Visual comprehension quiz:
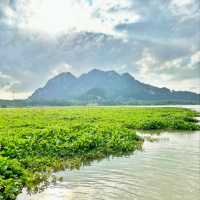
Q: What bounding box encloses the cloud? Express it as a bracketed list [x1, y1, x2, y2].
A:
[169, 0, 199, 19]
[50, 63, 73, 77]
[0, 0, 199, 99]
[0, 70, 28, 100]
[115, 0, 200, 50]
[1, 0, 140, 37]
[135, 49, 200, 93]
[191, 51, 200, 66]
[0, 90, 31, 100]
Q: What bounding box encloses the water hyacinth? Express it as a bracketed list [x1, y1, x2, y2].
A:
[0, 107, 199, 199]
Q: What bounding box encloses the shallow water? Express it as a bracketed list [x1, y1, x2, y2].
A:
[17, 105, 200, 200]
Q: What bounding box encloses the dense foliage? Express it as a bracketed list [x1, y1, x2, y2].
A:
[0, 107, 199, 199]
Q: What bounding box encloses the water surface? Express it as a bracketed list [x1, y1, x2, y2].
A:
[17, 105, 200, 200]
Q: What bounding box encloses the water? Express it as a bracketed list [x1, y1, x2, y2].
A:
[17, 105, 200, 200]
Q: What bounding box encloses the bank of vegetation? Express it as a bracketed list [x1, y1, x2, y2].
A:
[0, 107, 199, 199]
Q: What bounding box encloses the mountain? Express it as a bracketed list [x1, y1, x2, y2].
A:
[29, 69, 200, 104]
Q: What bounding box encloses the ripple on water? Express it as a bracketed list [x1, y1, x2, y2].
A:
[17, 130, 200, 200]
[17, 105, 200, 200]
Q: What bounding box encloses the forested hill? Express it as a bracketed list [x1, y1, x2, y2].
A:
[29, 69, 200, 105]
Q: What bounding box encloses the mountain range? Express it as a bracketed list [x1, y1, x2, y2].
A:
[29, 69, 200, 105]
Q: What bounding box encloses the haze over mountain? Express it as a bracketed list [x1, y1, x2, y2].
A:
[29, 69, 200, 104]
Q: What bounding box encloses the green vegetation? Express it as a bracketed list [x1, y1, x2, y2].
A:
[0, 107, 199, 199]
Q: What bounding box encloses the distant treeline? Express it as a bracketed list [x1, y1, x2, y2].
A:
[0, 99, 199, 108]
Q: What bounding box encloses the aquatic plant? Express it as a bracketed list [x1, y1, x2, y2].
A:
[0, 107, 199, 199]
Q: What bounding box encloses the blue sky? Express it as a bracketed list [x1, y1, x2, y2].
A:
[0, 0, 199, 99]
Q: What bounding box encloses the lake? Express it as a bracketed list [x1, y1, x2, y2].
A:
[17, 105, 200, 200]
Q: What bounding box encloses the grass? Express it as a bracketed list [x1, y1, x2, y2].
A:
[0, 107, 199, 199]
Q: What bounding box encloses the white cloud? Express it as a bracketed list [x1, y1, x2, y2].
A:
[171, 0, 193, 6]
[0, 71, 28, 99]
[0, 72, 17, 90]
[135, 49, 172, 87]
[161, 57, 183, 70]
[191, 51, 200, 66]
[0, 71, 12, 79]
[90, 0, 140, 25]
[0, 90, 31, 100]
[162, 51, 200, 70]
[50, 63, 72, 77]
[135, 49, 200, 93]
[3, 0, 140, 37]
[135, 48, 157, 77]
[165, 79, 200, 93]
[0, 0, 199, 99]
[169, 0, 199, 21]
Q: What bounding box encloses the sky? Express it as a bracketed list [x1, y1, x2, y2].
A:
[0, 0, 199, 99]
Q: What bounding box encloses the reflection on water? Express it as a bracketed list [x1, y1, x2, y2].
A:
[17, 105, 200, 200]
[18, 131, 200, 200]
